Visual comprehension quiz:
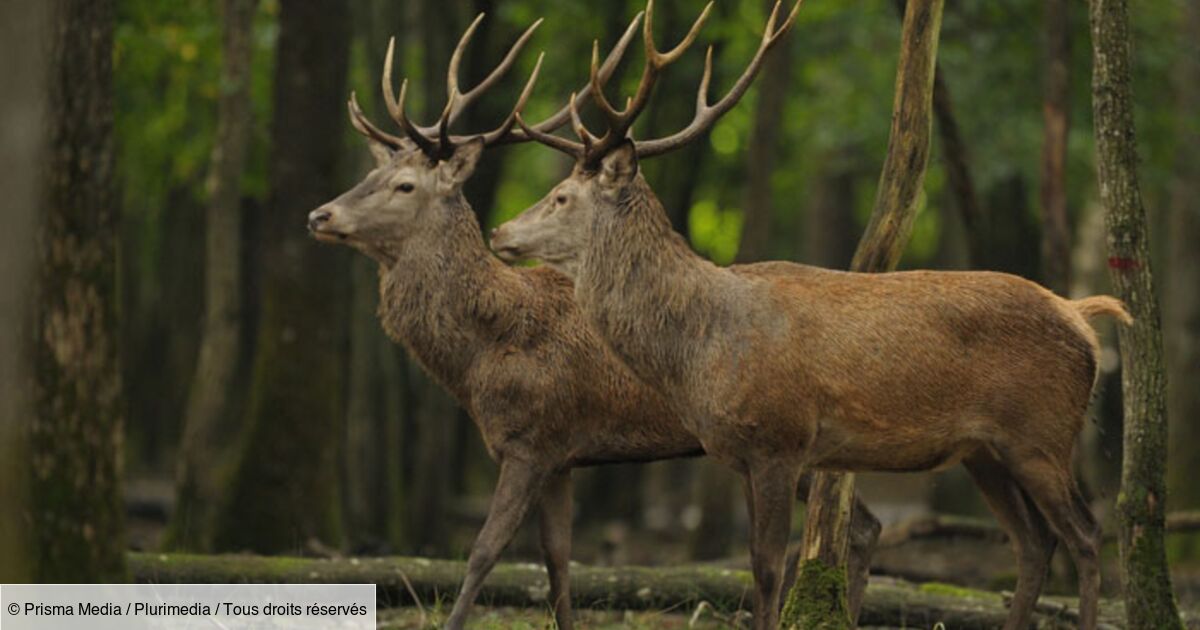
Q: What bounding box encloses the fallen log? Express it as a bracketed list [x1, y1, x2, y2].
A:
[129, 553, 1144, 628]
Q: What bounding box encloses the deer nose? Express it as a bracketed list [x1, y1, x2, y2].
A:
[308, 208, 332, 231]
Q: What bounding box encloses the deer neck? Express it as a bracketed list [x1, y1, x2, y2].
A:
[377, 200, 519, 391]
[576, 176, 730, 394]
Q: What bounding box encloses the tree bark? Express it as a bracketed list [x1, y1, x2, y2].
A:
[784, 1, 943, 627]
[1087, 0, 1183, 627]
[168, 0, 259, 553]
[212, 0, 352, 555]
[127, 553, 1140, 628]
[29, 0, 127, 582]
[931, 71, 984, 269]
[1040, 0, 1072, 296]
[0, 0, 49, 584]
[1166, 0, 1200, 515]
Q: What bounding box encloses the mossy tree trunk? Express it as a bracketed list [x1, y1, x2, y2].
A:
[0, 0, 50, 584]
[1166, 0, 1200, 517]
[168, 0, 259, 553]
[783, 0, 943, 627]
[1087, 0, 1184, 627]
[29, 0, 127, 582]
[213, 0, 352, 554]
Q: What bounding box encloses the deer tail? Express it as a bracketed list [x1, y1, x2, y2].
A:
[1071, 295, 1133, 326]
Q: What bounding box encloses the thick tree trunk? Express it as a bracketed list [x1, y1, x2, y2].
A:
[1166, 0, 1200, 515]
[212, 0, 352, 555]
[0, 0, 49, 584]
[128, 553, 1142, 628]
[168, 0, 259, 553]
[784, 0, 943, 627]
[29, 0, 127, 582]
[1040, 0, 1072, 296]
[803, 153, 859, 270]
[1087, 0, 1183, 627]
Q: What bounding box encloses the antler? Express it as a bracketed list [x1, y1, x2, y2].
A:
[518, 0, 802, 166]
[348, 12, 644, 161]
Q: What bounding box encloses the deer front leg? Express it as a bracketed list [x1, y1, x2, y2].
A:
[444, 459, 546, 630]
[746, 461, 801, 630]
[538, 470, 573, 630]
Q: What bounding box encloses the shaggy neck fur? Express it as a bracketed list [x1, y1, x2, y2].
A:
[377, 194, 522, 396]
[576, 174, 734, 395]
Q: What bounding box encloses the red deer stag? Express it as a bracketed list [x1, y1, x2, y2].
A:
[492, 1, 1129, 628]
[307, 13, 880, 630]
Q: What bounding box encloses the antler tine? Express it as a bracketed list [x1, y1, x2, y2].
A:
[515, 112, 587, 158]
[391, 78, 440, 156]
[645, 0, 714, 67]
[635, 0, 802, 158]
[445, 13, 486, 103]
[479, 52, 544, 145]
[348, 90, 409, 149]
[442, 15, 544, 128]
[513, 11, 643, 139]
[568, 92, 599, 153]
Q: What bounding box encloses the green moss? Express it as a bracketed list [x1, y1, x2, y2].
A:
[780, 559, 851, 630]
[918, 582, 992, 599]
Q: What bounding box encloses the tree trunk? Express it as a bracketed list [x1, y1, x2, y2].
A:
[168, 0, 259, 553]
[29, 0, 127, 582]
[931, 71, 984, 269]
[803, 153, 859, 270]
[1087, 0, 1183, 627]
[1040, 0, 1072, 295]
[783, 0, 943, 627]
[213, 0, 352, 555]
[735, 0, 794, 265]
[0, 0, 49, 584]
[1166, 0, 1200, 516]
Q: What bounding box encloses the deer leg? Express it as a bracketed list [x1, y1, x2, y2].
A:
[746, 462, 800, 630]
[444, 459, 546, 630]
[1008, 454, 1101, 630]
[537, 469, 573, 630]
[964, 452, 1057, 630]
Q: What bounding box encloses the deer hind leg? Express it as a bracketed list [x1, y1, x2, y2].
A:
[537, 470, 574, 630]
[964, 451, 1057, 630]
[443, 459, 547, 630]
[745, 461, 801, 630]
[1006, 449, 1102, 630]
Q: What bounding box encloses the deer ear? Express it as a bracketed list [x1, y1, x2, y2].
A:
[366, 138, 393, 167]
[598, 139, 638, 187]
[439, 137, 485, 188]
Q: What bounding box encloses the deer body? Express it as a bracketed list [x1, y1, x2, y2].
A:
[579, 199, 1102, 475]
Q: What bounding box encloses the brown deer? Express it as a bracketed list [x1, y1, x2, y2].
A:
[491, 1, 1130, 628]
[307, 14, 881, 630]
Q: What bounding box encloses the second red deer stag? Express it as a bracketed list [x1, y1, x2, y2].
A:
[491, 1, 1129, 628]
[307, 13, 880, 630]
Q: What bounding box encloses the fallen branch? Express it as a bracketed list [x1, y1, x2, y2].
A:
[129, 553, 1139, 628]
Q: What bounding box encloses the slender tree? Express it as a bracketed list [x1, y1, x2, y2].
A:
[1041, 0, 1072, 295]
[168, 0, 260, 552]
[783, 0, 943, 626]
[0, 0, 50, 583]
[29, 0, 127, 581]
[213, 0, 352, 554]
[1087, 0, 1183, 627]
[1166, 0, 1200, 515]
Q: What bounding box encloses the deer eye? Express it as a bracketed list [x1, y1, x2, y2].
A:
[555, 194, 568, 205]
[396, 182, 415, 193]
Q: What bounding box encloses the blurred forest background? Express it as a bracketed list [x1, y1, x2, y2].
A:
[5, 0, 1200, 608]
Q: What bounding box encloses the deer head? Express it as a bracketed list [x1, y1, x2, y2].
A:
[490, 0, 800, 277]
[309, 13, 642, 265]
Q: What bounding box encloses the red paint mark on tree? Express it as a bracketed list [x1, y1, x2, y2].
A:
[1108, 256, 1140, 270]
